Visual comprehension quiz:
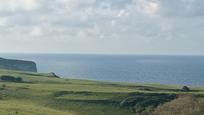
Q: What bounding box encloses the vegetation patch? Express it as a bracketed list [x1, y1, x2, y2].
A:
[0, 69, 204, 115]
[0, 75, 23, 83]
[153, 95, 204, 115]
[120, 93, 177, 114]
[54, 91, 126, 102]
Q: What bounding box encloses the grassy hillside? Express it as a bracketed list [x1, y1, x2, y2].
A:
[0, 69, 204, 115]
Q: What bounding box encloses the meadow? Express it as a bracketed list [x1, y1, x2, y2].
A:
[0, 69, 204, 115]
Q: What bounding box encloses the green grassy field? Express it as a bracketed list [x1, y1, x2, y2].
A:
[0, 69, 204, 115]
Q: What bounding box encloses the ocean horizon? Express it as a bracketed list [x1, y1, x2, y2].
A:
[1, 53, 204, 86]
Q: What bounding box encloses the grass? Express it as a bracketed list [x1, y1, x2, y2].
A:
[0, 69, 204, 115]
[153, 95, 204, 115]
[0, 100, 73, 115]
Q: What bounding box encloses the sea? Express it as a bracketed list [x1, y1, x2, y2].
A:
[0, 53, 204, 86]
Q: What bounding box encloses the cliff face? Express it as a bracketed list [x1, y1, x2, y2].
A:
[0, 58, 37, 72]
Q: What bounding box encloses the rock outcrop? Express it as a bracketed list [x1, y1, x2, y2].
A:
[0, 58, 37, 72]
[47, 72, 60, 78]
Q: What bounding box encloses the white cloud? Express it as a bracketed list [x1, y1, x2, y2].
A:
[0, 17, 7, 26]
[117, 10, 129, 17]
[0, 0, 204, 54]
[19, 0, 39, 11]
[54, 0, 79, 13]
[29, 26, 43, 37]
[133, 0, 159, 15]
[0, 0, 39, 12]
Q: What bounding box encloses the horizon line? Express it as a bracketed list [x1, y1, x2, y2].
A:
[0, 52, 204, 56]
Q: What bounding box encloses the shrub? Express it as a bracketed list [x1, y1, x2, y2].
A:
[16, 77, 23, 82]
[2, 84, 6, 87]
[120, 93, 176, 114]
[182, 86, 190, 92]
[0, 75, 23, 82]
[152, 95, 204, 115]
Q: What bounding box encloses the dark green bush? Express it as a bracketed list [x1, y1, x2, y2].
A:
[182, 86, 190, 92]
[16, 77, 23, 82]
[120, 93, 177, 114]
[2, 84, 6, 87]
[0, 75, 23, 82]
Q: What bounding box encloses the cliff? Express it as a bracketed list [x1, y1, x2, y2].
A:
[0, 58, 37, 72]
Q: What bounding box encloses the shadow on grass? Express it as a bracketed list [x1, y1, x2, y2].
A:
[53, 90, 178, 114]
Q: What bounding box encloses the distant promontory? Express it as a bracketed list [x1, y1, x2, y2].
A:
[0, 57, 37, 72]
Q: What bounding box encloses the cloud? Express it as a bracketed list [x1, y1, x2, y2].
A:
[0, 0, 40, 12]
[133, 0, 159, 15]
[0, 16, 8, 26]
[156, 0, 204, 17]
[29, 26, 43, 37]
[0, 0, 204, 54]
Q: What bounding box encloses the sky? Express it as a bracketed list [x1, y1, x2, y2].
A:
[0, 0, 204, 55]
